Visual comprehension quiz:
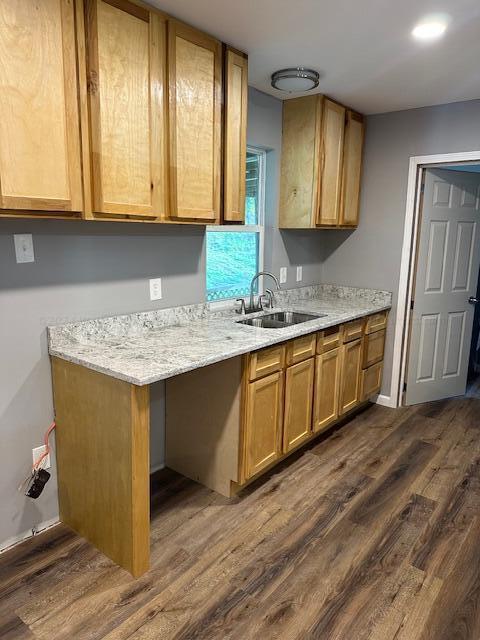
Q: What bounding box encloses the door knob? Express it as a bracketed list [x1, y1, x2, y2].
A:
[469, 296, 479, 305]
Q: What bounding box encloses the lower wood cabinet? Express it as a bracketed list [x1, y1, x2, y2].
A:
[243, 371, 284, 479]
[338, 338, 363, 415]
[166, 311, 388, 498]
[283, 358, 315, 453]
[313, 347, 340, 432]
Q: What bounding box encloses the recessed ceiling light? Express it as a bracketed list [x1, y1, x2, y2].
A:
[412, 17, 448, 41]
[271, 68, 320, 93]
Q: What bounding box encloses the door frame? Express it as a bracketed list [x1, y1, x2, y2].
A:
[390, 150, 480, 408]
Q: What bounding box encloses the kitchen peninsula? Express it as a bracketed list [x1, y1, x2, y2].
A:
[49, 284, 391, 576]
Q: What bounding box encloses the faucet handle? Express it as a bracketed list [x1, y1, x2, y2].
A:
[234, 298, 246, 314]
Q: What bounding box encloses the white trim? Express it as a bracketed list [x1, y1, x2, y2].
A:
[0, 517, 60, 554]
[206, 146, 266, 301]
[390, 150, 480, 408]
[374, 393, 396, 408]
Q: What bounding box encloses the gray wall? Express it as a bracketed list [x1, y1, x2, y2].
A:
[0, 88, 325, 549]
[322, 98, 480, 398]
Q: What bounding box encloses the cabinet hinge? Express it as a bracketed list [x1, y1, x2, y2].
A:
[410, 299, 414, 311]
[403, 382, 407, 393]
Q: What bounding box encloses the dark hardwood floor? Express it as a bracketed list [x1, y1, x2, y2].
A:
[2, 393, 480, 639]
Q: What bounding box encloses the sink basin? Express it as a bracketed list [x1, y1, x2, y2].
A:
[237, 311, 326, 329]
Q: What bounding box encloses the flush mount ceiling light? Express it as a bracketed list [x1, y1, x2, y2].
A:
[271, 67, 320, 93]
[412, 16, 448, 41]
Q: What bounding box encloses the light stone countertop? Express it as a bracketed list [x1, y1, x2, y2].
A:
[48, 284, 392, 386]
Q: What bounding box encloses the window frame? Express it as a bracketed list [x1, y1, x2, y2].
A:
[206, 146, 266, 302]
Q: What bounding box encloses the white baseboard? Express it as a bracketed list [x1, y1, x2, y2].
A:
[375, 393, 398, 408]
[0, 517, 60, 554]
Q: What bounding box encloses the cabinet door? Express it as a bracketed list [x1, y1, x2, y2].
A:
[85, 0, 167, 219]
[283, 359, 315, 453]
[224, 48, 248, 223]
[317, 99, 345, 226]
[363, 329, 386, 369]
[362, 361, 383, 401]
[243, 371, 284, 480]
[279, 95, 323, 228]
[339, 338, 363, 415]
[168, 21, 222, 222]
[339, 110, 364, 227]
[313, 348, 340, 432]
[0, 0, 82, 215]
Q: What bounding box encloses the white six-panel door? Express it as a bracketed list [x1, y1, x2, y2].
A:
[406, 168, 480, 405]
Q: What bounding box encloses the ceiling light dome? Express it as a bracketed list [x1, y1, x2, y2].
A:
[271, 68, 320, 93]
[412, 15, 449, 40]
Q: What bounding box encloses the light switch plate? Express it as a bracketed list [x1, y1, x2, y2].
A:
[296, 266, 303, 282]
[279, 267, 287, 284]
[32, 445, 51, 470]
[14, 234, 35, 263]
[149, 277, 162, 301]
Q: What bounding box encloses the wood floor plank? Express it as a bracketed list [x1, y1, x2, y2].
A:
[0, 614, 35, 640]
[411, 456, 480, 579]
[1, 397, 479, 640]
[348, 439, 437, 527]
[302, 494, 436, 640]
[419, 516, 480, 640]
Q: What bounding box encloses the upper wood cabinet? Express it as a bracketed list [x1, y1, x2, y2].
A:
[83, 0, 167, 220]
[0, 0, 83, 217]
[223, 48, 248, 223]
[339, 110, 364, 227]
[1, 1, 247, 225]
[279, 95, 364, 229]
[168, 21, 222, 222]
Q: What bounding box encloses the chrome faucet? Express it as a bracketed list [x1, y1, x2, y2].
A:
[248, 271, 281, 313]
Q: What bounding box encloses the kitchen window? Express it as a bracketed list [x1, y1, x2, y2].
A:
[206, 148, 265, 301]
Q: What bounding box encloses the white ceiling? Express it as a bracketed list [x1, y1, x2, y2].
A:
[150, 0, 480, 114]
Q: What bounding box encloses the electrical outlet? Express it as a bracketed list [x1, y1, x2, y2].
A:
[149, 277, 162, 301]
[279, 267, 287, 284]
[32, 445, 51, 470]
[296, 266, 303, 282]
[14, 234, 35, 263]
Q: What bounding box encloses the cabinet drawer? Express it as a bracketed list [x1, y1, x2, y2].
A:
[286, 334, 316, 365]
[317, 326, 341, 354]
[362, 361, 383, 400]
[366, 311, 388, 335]
[342, 319, 365, 343]
[249, 345, 285, 381]
[363, 329, 385, 369]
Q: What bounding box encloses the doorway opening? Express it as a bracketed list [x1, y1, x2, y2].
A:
[392, 152, 480, 408]
[467, 263, 480, 399]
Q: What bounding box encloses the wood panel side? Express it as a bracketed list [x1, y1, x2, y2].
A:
[51, 358, 150, 577]
[166, 357, 243, 497]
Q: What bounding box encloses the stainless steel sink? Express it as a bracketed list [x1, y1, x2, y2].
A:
[237, 311, 326, 329]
